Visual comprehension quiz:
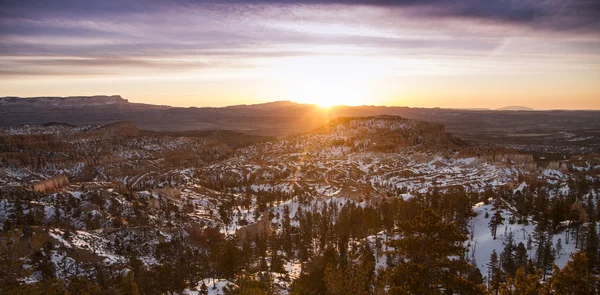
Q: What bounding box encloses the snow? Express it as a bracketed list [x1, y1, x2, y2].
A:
[48, 229, 72, 248]
[513, 182, 527, 193]
[366, 231, 394, 271]
[468, 203, 577, 278]
[183, 279, 234, 295]
[50, 251, 88, 279]
[69, 230, 127, 265]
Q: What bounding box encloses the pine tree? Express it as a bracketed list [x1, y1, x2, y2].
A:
[199, 282, 209, 295]
[0, 228, 42, 291]
[551, 252, 597, 295]
[568, 201, 588, 248]
[68, 276, 103, 295]
[219, 239, 241, 279]
[359, 242, 376, 287]
[501, 232, 517, 277]
[387, 209, 486, 294]
[514, 242, 528, 270]
[499, 267, 549, 295]
[37, 278, 70, 295]
[290, 247, 338, 295]
[555, 238, 563, 258]
[584, 220, 598, 274]
[226, 275, 270, 295]
[324, 259, 373, 295]
[488, 250, 503, 295]
[324, 242, 376, 295]
[533, 218, 554, 280]
[489, 210, 505, 240]
[540, 237, 555, 281]
[118, 271, 140, 295]
[282, 205, 293, 258]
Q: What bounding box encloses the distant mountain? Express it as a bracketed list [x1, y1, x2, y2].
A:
[0, 95, 129, 107]
[1, 95, 600, 154]
[497, 105, 534, 111]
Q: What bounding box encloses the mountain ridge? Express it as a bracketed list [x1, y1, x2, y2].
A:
[497, 105, 534, 111]
[1, 96, 600, 154]
[0, 95, 129, 107]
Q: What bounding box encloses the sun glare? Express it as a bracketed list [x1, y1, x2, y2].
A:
[271, 55, 384, 107]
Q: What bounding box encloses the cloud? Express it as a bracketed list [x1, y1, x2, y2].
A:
[196, 0, 600, 31]
[2, 0, 599, 30]
[0, 0, 598, 80]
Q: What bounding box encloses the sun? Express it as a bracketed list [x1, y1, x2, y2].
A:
[317, 101, 335, 108]
[270, 55, 382, 107]
[290, 77, 365, 108]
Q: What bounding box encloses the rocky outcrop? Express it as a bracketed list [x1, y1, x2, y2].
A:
[236, 212, 271, 242]
[89, 121, 141, 138]
[547, 161, 560, 170]
[523, 162, 538, 172]
[0, 133, 70, 168]
[547, 161, 570, 172]
[479, 152, 539, 171]
[332, 186, 373, 202]
[318, 116, 465, 150]
[485, 153, 534, 163]
[153, 188, 181, 200]
[31, 175, 70, 193]
[148, 198, 160, 210]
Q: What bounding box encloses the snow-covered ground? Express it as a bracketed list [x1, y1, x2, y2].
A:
[468, 202, 577, 277]
[183, 279, 234, 295]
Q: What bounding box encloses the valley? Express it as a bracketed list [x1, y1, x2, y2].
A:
[1, 110, 598, 294]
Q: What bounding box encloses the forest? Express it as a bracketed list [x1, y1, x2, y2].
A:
[1, 177, 599, 294]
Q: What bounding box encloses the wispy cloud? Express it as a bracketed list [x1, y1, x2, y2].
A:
[0, 0, 598, 108]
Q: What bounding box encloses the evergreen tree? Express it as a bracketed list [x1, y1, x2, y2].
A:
[324, 243, 375, 295]
[501, 232, 517, 277]
[199, 282, 209, 295]
[118, 271, 140, 295]
[219, 239, 241, 279]
[0, 228, 42, 291]
[488, 250, 503, 295]
[386, 209, 486, 294]
[489, 210, 505, 240]
[514, 242, 529, 270]
[290, 247, 338, 295]
[68, 276, 103, 295]
[584, 220, 598, 274]
[226, 275, 270, 295]
[499, 267, 548, 295]
[555, 238, 563, 258]
[551, 252, 597, 295]
[324, 260, 372, 295]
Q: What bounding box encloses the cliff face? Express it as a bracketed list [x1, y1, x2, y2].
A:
[236, 212, 271, 242]
[0, 95, 129, 108]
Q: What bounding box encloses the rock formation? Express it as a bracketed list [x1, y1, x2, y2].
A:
[152, 188, 181, 200]
[485, 153, 534, 163]
[89, 121, 141, 138]
[235, 212, 271, 242]
[31, 175, 70, 193]
[148, 198, 160, 210]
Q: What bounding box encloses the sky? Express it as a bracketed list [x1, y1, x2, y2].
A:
[0, 0, 599, 109]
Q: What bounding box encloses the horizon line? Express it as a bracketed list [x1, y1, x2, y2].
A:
[2, 95, 600, 111]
